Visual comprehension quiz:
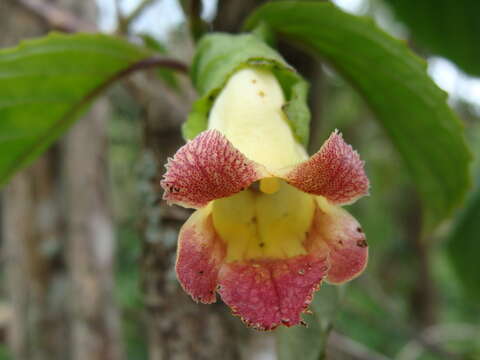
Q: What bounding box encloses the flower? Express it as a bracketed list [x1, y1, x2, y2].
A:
[161, 67, 369, 330]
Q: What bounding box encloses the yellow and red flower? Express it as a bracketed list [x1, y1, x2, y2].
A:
[161, 67, 369, 330]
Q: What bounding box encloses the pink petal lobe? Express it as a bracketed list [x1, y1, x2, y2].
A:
[311, 199, 368, 284]
[176, 207, 226, 303]
[283, 130, 369, 205]
[161, 129, 266, 208]
[217, 252, 328, 330]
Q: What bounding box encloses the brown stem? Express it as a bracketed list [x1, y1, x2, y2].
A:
[118, 0, 158, 34]
[328, 331, 391, 360]
[213, 0, 266, 32]
[404, 190, 437, 328]
[180, 0, 205, 41]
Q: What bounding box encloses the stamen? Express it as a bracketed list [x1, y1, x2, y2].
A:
[259, 178, 280, 194]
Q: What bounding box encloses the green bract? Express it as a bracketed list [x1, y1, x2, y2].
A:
[184, 33, 311, 145]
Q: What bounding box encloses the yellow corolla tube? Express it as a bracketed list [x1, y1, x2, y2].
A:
[212, 180, 315, 261]
[208, 67, 307, 169]
[207, 67, 314, 261]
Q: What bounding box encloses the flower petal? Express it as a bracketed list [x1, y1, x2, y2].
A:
[313, 198, 368, 284]
[217, 252, 328, 330]
[162, 129, 267, 208]
[176, 206, 225, 303]
[282, 130, 369, 205]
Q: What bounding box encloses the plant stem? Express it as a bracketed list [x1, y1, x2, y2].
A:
[118, 0, 158, 34]
[179, 0, 205, 42]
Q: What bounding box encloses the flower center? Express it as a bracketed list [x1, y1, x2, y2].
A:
[212, 180, 315, 262]
[259, 177, 280, 194]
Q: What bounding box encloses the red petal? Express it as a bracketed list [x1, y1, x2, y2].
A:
[283, 130, 369, 205]
[161, 130, 266, 208]
[217, 252, 328, 330]
[176, 207, 226, 303]
[310, 199, 368, 284]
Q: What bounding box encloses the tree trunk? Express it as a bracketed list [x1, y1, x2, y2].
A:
[2, 149, 68, 360]
[58, 0, 123, 357]
[1, 2, 68, 359]
[64, 100, 124, 360]
[1, 0, 123, 359]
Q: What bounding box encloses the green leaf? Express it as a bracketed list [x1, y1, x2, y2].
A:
[384, 0, 480, 77]
[184, 33, 311, 145]
[276, 284, 341, 360]
[0, 32, 153, 186]
[447, 183, 480, 301]
[246, 2, 472, 230]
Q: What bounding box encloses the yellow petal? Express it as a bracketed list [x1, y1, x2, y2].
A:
[256, 181, 314, 258]
[212, 180, 315, 261]
[212, 190, 259, 262]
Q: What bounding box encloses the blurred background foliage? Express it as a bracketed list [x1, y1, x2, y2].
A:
[1, 0, 480, 359]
